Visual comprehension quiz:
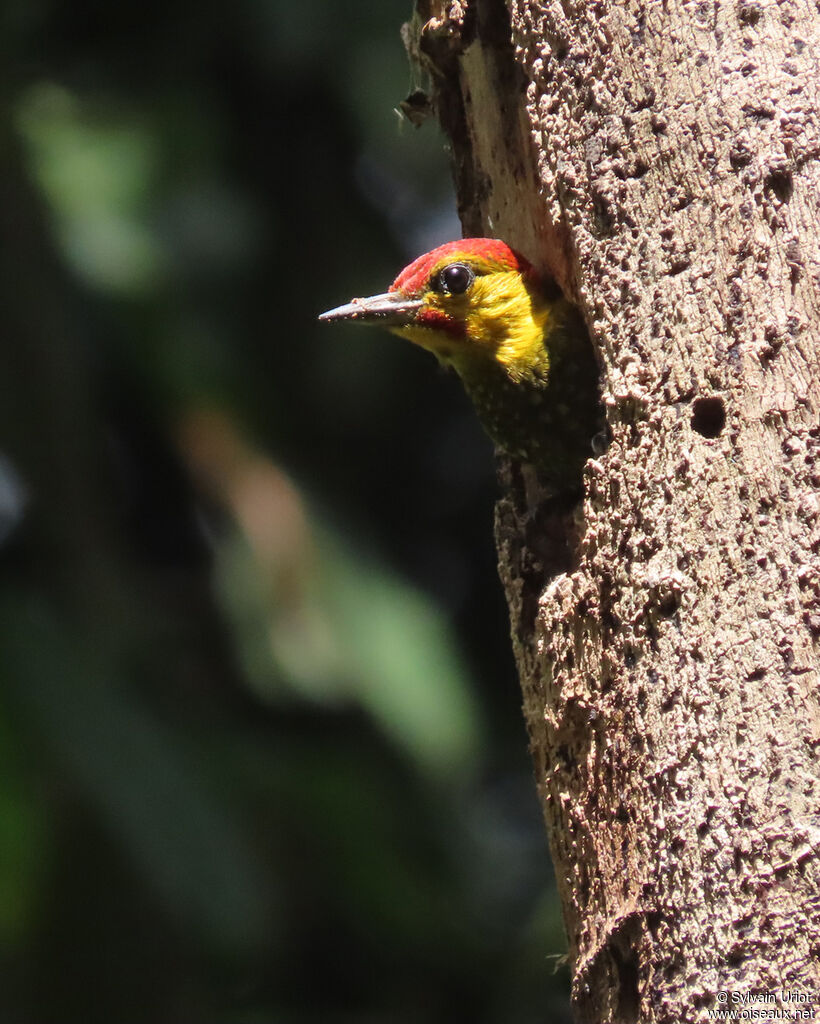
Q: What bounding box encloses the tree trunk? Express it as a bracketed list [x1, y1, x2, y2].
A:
[409, 1, 820, 1020]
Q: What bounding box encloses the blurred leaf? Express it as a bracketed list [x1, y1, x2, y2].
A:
[187, 410, 485, 783]
[320, 530, 484, 782]
[16, 83, 165, 293]
[214, 501, 484, 782]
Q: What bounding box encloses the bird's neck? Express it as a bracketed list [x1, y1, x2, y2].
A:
[454, 300, 599, 488]
[455, 354, 551, 461]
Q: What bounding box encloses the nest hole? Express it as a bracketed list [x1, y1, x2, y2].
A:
[691, 396, 726, 438]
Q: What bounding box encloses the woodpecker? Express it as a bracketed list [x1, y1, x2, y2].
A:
[319, 239, 599, 491]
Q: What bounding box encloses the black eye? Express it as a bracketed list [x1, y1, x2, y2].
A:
[439, 262, 474, 294]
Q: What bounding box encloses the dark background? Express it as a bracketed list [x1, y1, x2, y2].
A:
[0, 1, 571, 1020]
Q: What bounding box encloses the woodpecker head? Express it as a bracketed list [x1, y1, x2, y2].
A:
[320, 238, 598, 479]
[319, 239, 559, 383]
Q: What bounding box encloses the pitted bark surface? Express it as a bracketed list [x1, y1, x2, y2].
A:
[412, 1, 820, 1019]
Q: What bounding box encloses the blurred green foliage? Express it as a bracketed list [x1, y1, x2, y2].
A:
[0, 0, 570, 1020]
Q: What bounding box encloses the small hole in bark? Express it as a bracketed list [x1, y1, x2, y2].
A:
[738, 2, 761, 25]
[729, 140, 753, 168]
[557, 744, 574, 769]
[733, 913, 755, 937]
[592, 192, 615, 235]
[765, 168, 793, 203]
[657, 590, 681, 617]
[691, 396, 726, 437]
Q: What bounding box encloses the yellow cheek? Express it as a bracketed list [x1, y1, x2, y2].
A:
[463, 274, 549, 363]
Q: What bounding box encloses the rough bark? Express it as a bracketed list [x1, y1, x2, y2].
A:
[408, 1, 820, 1020]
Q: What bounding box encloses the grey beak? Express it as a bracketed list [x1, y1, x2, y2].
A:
[318, 291, 423, 326]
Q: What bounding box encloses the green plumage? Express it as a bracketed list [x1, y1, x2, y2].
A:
[456, 301, 601, 491]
